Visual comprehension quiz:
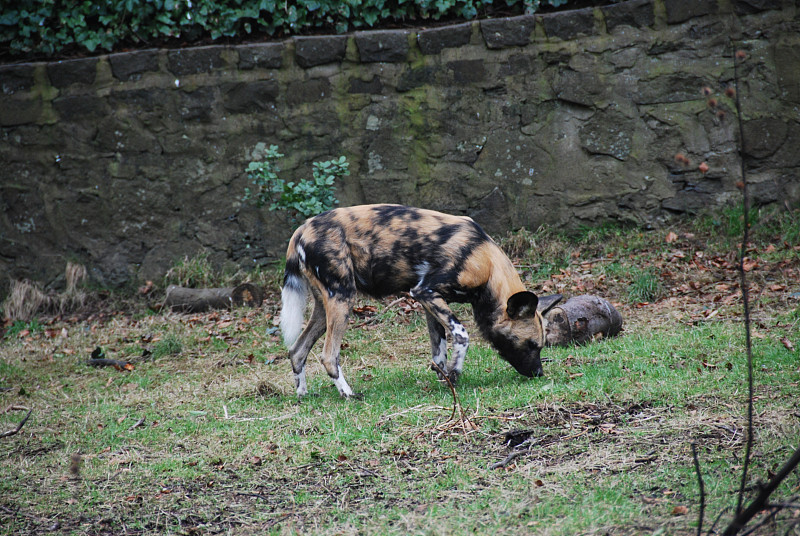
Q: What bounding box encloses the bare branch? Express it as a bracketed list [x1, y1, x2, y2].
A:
[722, 445, 800, 536]
[692, 443, 706, 536]
[731, 41, 755, 521]
[0, 406, 32, 438]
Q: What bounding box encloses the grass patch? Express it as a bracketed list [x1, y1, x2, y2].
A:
[1, 210, 799, 535]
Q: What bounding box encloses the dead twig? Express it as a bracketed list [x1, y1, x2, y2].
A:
[692, 443, 706, 536]
[0, 405, 32, 438]
[430, 362, 477, 436]
[490, 451, 523, 470]
[127, 416, 146, 431]
[731, 42, 755, 522]
[722, 445, 800, 536]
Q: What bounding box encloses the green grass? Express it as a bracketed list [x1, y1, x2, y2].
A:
[2, 211, 800, 535]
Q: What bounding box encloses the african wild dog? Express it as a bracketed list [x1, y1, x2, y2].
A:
[280, 204, 559, 398]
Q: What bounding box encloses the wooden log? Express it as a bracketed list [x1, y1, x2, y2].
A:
[164, 283, 264, 313]
[544, 294, 623, 347]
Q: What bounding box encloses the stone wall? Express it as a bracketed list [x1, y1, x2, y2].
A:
[1, 0, 799, 290]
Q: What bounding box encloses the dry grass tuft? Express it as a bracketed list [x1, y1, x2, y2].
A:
[2, 262, 88, 321]
[2, 279, 50, 321]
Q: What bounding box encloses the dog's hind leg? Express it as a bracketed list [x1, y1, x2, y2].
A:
[319, 297, 358, 398]
[289, 294, 326, 396]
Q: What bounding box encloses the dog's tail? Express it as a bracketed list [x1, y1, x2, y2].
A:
[280, 238, 308, 349]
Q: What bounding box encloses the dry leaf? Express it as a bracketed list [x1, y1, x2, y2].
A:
[781, 338, 795, 352]
[665, 231, 678, 243]
[672, 505, 689, 516]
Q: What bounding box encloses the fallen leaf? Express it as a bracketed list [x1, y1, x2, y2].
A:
[138, 280, 154, 295]
[672, 505, 689, 516]
[665, 231, 678, 243]
[781, 338, 795, 352]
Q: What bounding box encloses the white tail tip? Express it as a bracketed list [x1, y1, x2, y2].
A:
[280, 276, 307, 347]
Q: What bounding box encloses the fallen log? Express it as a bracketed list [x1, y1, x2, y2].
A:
[544, 294, 623, 347]
[163, 283, 264, 313]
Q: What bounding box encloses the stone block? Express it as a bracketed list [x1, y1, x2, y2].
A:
[480, 15, 535, 49]
[178, 87, 216, 122]
[167, 47, 226, 75]
[579, 111, 634, 161]
[397, 65, 437, 92]
[553, 69, 604, 106]
[109, 50, 160, 81]
[417, 22, 472, 55]
[469, 187, 511, 237]
[602, 0, 655, 31]
[349, 76, 383, 94]
[223, 80, 279, 113]
[286, 78, 331, 105]
[47, 58, 98, 87]
[774, 37, 800, 103]
[237, 42, 284, 69]
[662, 175, 724, 213]
[733, 0, 782, 14]
[447, 60, 486, 84]
[664, 0, 716, 24]
[540, 8, 596, 40]
[0, 64, 35, 95]
[355, 30, 410, 62]
[294, 36, 346, 68]
[743, 118, 788, 159]
[111, 88, 169, 110]
[0, 97, 41, 126]
[53, 95, 108, 121]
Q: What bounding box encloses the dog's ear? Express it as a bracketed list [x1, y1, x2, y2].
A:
[506, 291, 539, 319]
[536, 294, 562, 315]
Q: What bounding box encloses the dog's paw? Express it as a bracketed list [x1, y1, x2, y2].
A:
[447, 369, 461, 386]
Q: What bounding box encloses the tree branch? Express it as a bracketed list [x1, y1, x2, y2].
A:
[692, 443, 706, 536]
[722, 445, 800, 536]
[731, 42, 755, 521]
[0, 406, 32, 438]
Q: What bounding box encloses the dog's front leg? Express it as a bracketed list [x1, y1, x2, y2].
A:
[425, 311, 448, 380]
[412, 287, 468, 385]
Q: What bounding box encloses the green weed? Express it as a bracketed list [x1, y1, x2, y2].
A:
[627, 267, 665, 303]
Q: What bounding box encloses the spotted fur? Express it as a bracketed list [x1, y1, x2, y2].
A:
[279, 204, 554, 398]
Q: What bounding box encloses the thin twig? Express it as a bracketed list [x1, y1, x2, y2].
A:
[127, 416, 145, 431]
[0, 406, 32, 438]
[430, 361, 475, 436]
[731, 42, 755, 522]
[692, 443, 706, 536]
[722, 445, 800, 536]
[490, 451, 523, 470]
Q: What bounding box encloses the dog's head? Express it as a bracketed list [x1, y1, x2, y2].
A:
[493, 292, 561, 377]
